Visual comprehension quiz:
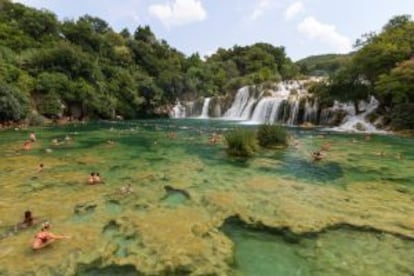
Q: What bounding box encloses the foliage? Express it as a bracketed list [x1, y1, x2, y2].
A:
[296, 54, 352, 76]
[390, 103, 414, 130]
[0, 0, 300, 122]
[224, 128, 258, 158]
[0, 82, 29, 121]
[375, 59, 414, 105]
[310, 15, 414, 128]
[257, 124, 288, 148]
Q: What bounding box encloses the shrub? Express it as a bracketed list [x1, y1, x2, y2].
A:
[391, 103, 414, 130]
[28, 113, 48, 126]
[257, 124, 288, 148]
[225, 128, 258, 158]
[0, 82, 29, 121]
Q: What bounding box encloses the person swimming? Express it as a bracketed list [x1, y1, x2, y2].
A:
[22, 210, 34, 227]
[32, 222, 70, 250]
[87, 172, 95, 184]
[29, 132, 36, 142]
[23, 140, 32, 150]
[312, 151, 324, 161]
[14, 210, 38, 231]
[93, 173, 103, 183]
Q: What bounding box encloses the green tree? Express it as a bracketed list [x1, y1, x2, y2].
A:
[0, 82, 29, 121]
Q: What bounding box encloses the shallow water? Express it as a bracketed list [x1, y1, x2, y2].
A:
[0, 119, 413, 275]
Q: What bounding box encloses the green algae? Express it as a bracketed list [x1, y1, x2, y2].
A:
[222, 220, 414, 276]
[0, 119, 413, 275]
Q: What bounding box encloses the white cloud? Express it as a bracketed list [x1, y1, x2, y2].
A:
[148, 0, 207, 27]
[297, 16, 352, 53]
[284, 1, 305, 20]
[250, 0, 271, 21]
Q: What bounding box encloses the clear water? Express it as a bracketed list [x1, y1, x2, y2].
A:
[0, 119, 413, 275]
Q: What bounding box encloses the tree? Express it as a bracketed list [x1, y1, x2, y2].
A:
[0, 82, 29, 121]
[375, 59, 414, 105]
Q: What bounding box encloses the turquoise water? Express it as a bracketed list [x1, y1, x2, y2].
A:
[0, 119, 413, 275]
[222, 219, 414, 276]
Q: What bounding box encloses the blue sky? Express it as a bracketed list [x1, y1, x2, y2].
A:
[13, 0, 414, 61]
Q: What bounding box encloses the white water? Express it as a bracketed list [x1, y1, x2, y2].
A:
[223, 87, 251, 119]
[328, 96, 384, 133]
[250, 98, 284, 124]
[171, 79, 385, 133]
[170, 100, 186, 118]
[199, 97, 211, 119]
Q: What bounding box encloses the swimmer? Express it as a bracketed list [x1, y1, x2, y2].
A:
[87, 172, 95, 184]
[120, 183, 134, 194]
[31, 222, 70, 250]
[312, 151, 324, 161]
[17, 210, 37, 229]
[29, 132, 36, 142]
[38, 163, 44, 172]
[93, 173, 103, 184]
[320, 142, 332, 151]
[23, 140, 32, 150]
[106, 140, 115, 145]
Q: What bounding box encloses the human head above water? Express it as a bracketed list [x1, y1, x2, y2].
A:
[24, 210, 32, 219]
[41, 221, 50, 231]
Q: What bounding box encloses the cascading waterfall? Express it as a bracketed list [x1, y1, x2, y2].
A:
[304, 99, 318, 124]
[250, 98, 284, 124]
[170, 79, 384, 132]
[223, 87, 252, 119]
[199, 97, 211, 119]
[330, 96, 383, 132]
[286, 95, 300, 125]
[170, 100, 186, 118]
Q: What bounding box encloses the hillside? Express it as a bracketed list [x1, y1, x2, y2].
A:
[296, 54, 352, 76]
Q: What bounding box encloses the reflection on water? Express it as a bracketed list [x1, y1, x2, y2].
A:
[0, 119, 413, 275]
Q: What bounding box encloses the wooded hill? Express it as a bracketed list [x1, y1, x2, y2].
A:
[0, 0, 413, 129]
[0, 0, 297, 122]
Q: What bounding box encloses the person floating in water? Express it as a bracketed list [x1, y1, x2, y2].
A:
[15, 210, 40, 231]
[209, 132, 220, 145]
[120, 183, 133, 194]
[29, 132, 36, 142]
[23, 140, 32, 150]
[38, 163, 44, 172]
[32, 222, 70, 250]
[87, 172, 104, 184]
[87, 172, 95, 184]
[93, 173, 103, 183]
[312, 151, 324, 161]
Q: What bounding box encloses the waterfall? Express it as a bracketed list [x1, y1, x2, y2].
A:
[170, 100, 186, 118]
[199, 97, 211, 119]
[250, 98, 284, 123]
[286, 96, 300, 125]
[330, 96, 384, 132]
[169, 78, 384, 132]
[304, 99, 318, 124]
[223, 87, 252, 119]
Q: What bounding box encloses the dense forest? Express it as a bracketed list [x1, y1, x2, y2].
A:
[0, 0, 413, 129]
[0, 0, 296, 122]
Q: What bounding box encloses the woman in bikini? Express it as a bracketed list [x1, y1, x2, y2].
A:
[32, 222, 69, 250]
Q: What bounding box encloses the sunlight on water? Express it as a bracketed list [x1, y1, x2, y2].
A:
[0, 119, 413, 275]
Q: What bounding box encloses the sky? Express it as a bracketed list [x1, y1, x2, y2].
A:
[12, 0, 414, 61]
